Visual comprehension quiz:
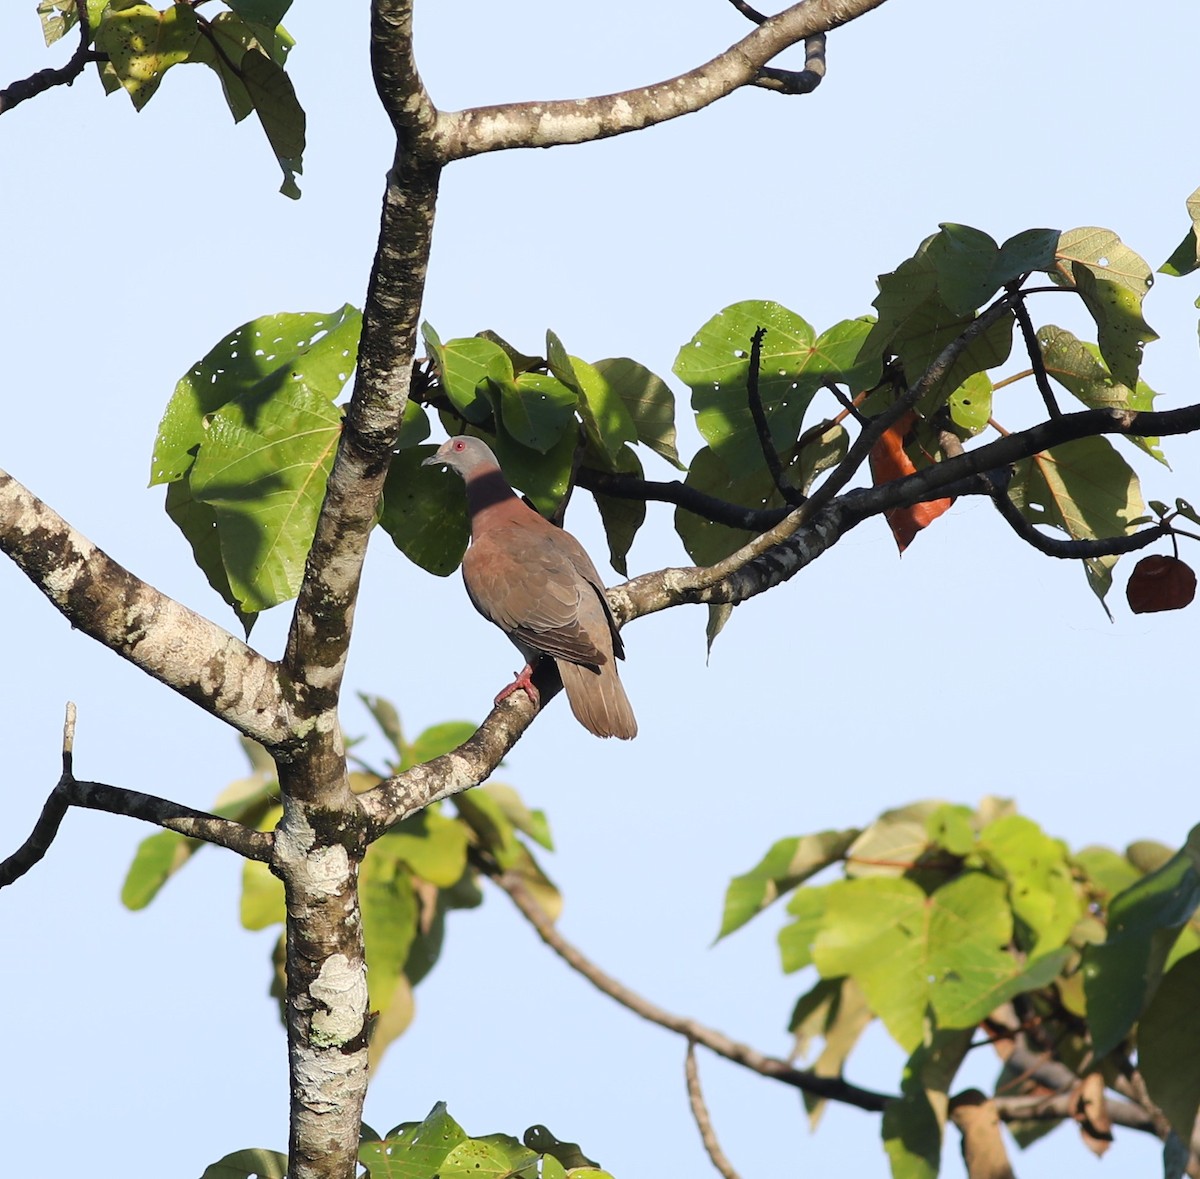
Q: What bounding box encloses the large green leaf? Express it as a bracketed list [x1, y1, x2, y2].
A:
[379, 445, 471, 577]
[485, 424, 577, 518]
[151, 306, 360, 486]
[675, 303, 877, 477]
[717, 829, 859, 939]
[1083, 827, 1200, 1059]
[1006, 435, 1145, 605]
[200, 1148, 289, 1179]
[189, 378, 342, 613]
[1037, 324, 1164, 463]
[811, 873, 1061, 1052]
[593, 357, 684, 468]
[1138, 951, 1200, 1141]
[790, 977, 874, 1129]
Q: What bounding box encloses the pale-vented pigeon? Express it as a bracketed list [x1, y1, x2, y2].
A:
[423, 436, 637, 739]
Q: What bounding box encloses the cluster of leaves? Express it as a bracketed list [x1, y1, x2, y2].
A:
[719, 800, 1200, 1178]
[149, 213, 1200, 634]
[203, 1104, 613, 1178]
[36, 0, 304, 194]
[122, 695, 558, 1067]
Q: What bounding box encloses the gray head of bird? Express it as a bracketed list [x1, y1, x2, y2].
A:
[421, 435, 501, 479]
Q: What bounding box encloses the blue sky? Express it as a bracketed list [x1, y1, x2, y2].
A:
[1, 2, 1197, 1176]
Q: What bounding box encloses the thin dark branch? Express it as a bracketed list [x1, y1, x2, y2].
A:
[685, 1043, 743, 1179]
[746, 327, 804, 506]
[0, 10, 101, 116]
[0, 704, 272, 888]
[824, 380, 869, 426]
[753, 34, 827, 93]
[488, 864, 891, 1112]
[726, 0, 770, 23]
[577, 467, 788, 531]
[1009, 286, 1061, 418]
[988, 481, 1168, 558]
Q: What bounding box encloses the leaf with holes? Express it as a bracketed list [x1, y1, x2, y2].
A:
[676, 303, 877, 478]
[496, 372, 577, 454]
[151, 306, 360, 486]
[94, 4, 201, 109]
[378, 444, 470, 577]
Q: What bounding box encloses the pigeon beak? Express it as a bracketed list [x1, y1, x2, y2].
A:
[421, 451, 446, 468]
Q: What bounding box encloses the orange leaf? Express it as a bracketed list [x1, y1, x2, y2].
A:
[869, 411, 953, 553]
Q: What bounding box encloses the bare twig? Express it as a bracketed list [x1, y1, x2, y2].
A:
[747, 328, 805, 506]
[726, 0, 770, 23]
[0, 704, 272, 887]
[487, 865, 891, 1112]
[685, 1042, 743, 1179]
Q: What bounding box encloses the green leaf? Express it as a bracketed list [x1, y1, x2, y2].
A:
[718, 829, 858, 939]
[1159, 187, 1200, 277]
[593, 357, 684, 468]
[237, 47, 305, 198]
[790, 977, 874, 1128]
[241, 813, 286, 929]
[992, 227, 1061, 285]
[485, 425, 576, 518]
[165, 473, 253, 627]
[978, 814, 1082, 955]
[188, 380, 341, 613]
[674, 304, 877, 477]
[522, 1126, 600, 1171]
[121, 830, 195, 910]
[200, 1147, 289, 1179]
[778, 886, 828, 973]
[378, 445, 471, 577]
[882, 1029, 973, 1179]
[546, 333, 636, 466]
[360, 846, 419, 1007]
[227, 0, 292, 25]
[1053, 228, 1157, 389]
[396, 399, 432, 450]
[359, 693, 405, 760]
[844, 801, 946, 879]
[926, 223, 1001, 317]
[1083, 827, 1200, 1059]
[591, 444, 645, 576]
[481, 783, 553, 851]
[673, 445, 780, 567]
[925, 805, 976, 858]
[361, 1103, 467, 1177]
[1006, 435, 1145, 606]
[1037, 325, 1164, 462]
[404, 721, 478, 769]
[377, 810, 470, 889]
[1139, 951, 1200, 1141]
[812, 873, 1054, 1052]
[498, 373, 577, 453]
[94, 4, 201, 109]
[151, 306, 360, 486]
[423, 326, 509, 426]
[947, 371, 992, 435]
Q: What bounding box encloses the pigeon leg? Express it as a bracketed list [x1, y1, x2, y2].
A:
[495, 663, 540, 708]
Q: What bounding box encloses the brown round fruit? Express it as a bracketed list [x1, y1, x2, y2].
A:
[1125, 554, 1197, 614]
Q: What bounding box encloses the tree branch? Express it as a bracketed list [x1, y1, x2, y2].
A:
[0, 703, 271, 888]
[0, 9, 100, 116]
[433, 0, 887, 160]
[685, 1042, 743, 1179]
[487, 865, 891, 1112]
[747, 327, 805, 506]
[753, 35, 827, 94]
[1009, 286, 1061, 419]
[0, 469, 290, 747]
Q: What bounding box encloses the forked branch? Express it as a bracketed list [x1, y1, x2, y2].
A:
[0, 704, 272, 888]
